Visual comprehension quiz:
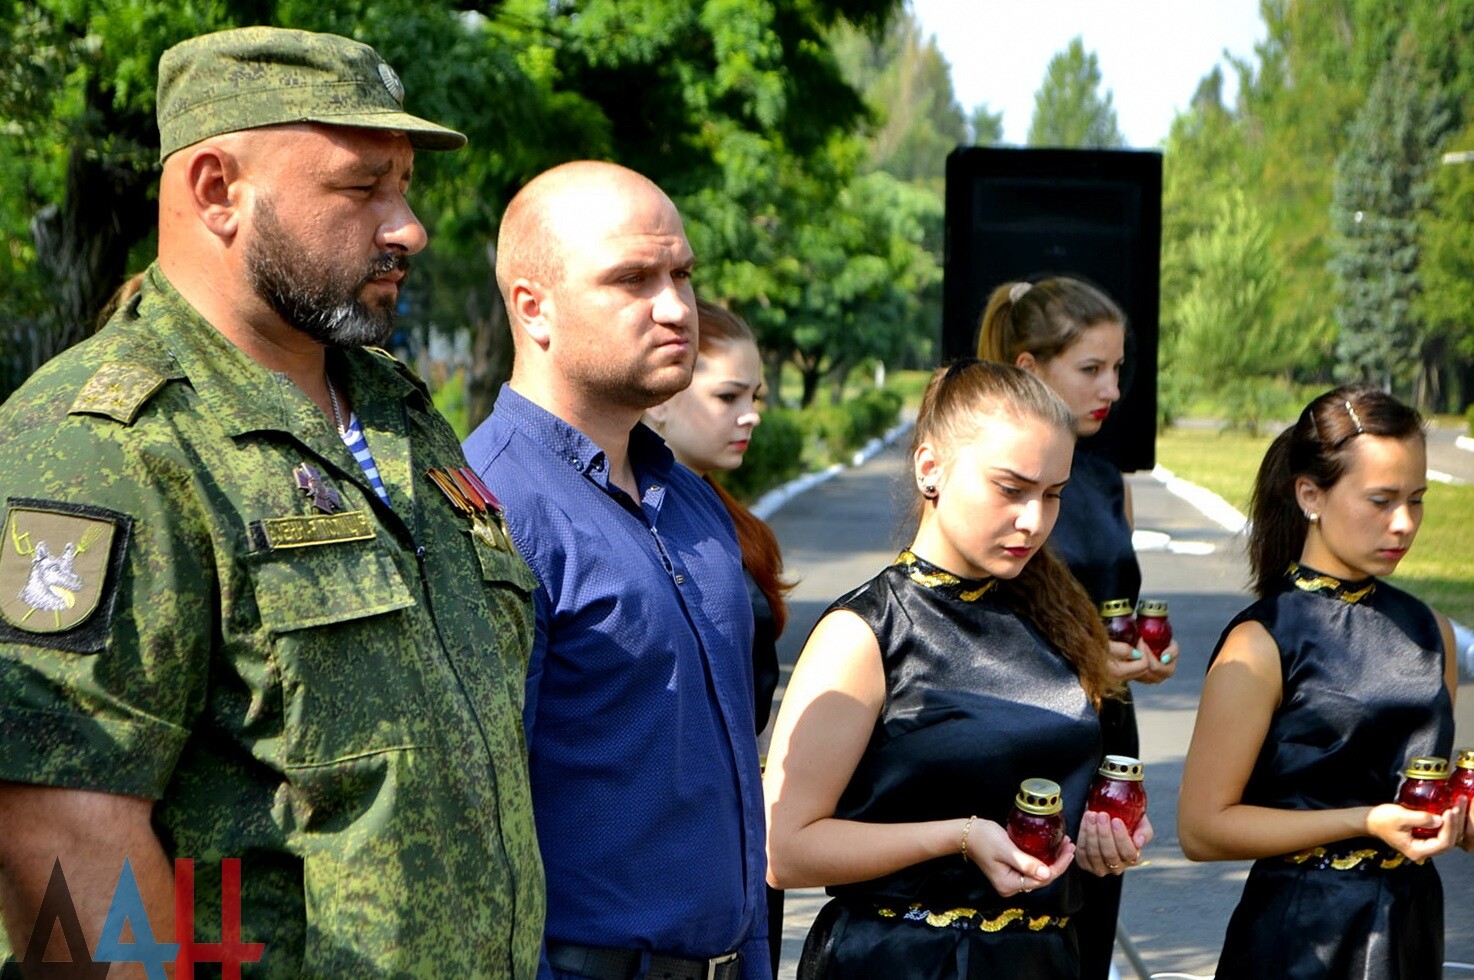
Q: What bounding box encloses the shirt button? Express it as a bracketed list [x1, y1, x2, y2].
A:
[674, 574, 686, 584]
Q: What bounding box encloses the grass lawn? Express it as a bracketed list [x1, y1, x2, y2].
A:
[1156, 425, 1474, 625]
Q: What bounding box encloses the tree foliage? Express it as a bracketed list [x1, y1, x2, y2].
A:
[1027, 37, 1124, 149]
[1160, 0, 1474, 412]
[1329, 44, 1451, 393]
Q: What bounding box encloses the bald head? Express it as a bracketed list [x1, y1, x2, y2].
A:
[495, 161, 678, 303]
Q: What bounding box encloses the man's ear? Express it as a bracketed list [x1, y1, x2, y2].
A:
[184, 144, 245, 241]
[509, 279, 553, 350]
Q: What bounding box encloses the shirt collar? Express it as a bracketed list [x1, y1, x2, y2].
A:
[493, 385, 676, 491]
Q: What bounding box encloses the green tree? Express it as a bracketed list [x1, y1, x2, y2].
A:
[1414, 124, 1474, 410]
[1027, 37, 1124, 148]
[1328, 43, 1451, 400]
[968, 104, 1004, 146]
[1170, 190, 1301, 432]
[829, 9, 967, 185]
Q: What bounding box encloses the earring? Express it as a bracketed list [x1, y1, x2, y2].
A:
[1304, 511, 1319, 523]
[920, 483, 938, 499]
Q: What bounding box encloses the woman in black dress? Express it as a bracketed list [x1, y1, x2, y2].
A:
[977, 276, 1179, 978]
[1179, 385, 1471, 979]
[763, 360, 1152, 979]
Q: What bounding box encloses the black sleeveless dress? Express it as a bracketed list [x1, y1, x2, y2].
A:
[1210, 563, 1453, 980]
[1048, 446, 1143, 979]
[799, 552, 1102, 979]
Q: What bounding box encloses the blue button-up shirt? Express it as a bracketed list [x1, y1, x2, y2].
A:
[465, 385, 768, 980]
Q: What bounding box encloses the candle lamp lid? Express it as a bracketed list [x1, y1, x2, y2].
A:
[1137, 599, 1169, 617]
[1015, 778, 1063, 815]
[1099, 598, 1134, 618]
[1403, 756, 1449, 779]
[1454, 748, 1474, 770]
[1097, 754, 1145, 781]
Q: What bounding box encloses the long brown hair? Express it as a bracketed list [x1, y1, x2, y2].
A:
[911, 359, 1118, 702]
[1247, 384, 1424, 597]
[696, 298, 795, 634]
[976, 276, 1126, 365]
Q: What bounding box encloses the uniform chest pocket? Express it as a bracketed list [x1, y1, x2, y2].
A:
[246, 538, 428, 767]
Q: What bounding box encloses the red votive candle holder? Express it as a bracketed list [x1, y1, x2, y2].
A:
[1006, 778, 1064, 863]
[1087, 755, 1147, 835]
[1135, 600, 1173, 656]
[1396, 756, 1450, 840]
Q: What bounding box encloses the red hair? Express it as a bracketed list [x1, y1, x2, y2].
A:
[706, 477, 794, 636]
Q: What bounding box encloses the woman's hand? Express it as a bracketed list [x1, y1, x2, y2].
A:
[1075, 810, 1153, 876]
[1367, 801, 1468, 861]
[1137, 638, 1180, 684]
[1103, 639, 1152, 684]
[964, 818, 1075, 897]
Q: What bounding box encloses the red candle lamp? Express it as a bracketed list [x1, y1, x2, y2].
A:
[1135, 600, 1173, 656]
[1087, 755, 1147, 834]
[1006, 778, 1064, 863]
[1396, 756, 1450, 840]
[1099, 599, 1138, 646]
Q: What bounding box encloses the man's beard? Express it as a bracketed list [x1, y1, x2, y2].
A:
[245, 197, 409, 348]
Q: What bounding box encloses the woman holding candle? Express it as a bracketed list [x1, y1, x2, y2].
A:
[977, 276, 1179, 977]
[1178, 385, 1471, 979]
[763, 360, 1151, 978]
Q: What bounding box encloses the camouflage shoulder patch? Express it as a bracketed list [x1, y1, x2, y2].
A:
[0, 499, 133, 654]
[70, 362, 169, 425]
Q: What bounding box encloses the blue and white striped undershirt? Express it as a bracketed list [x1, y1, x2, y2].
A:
[337, 413, 392, 507]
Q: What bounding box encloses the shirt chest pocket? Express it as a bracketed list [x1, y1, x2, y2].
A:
[246, 537, 428, 768]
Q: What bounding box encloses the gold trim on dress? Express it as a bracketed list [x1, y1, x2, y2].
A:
[894, 550, 997, 602]
[872, 903, 1070, 932]
[1284, 845, 1407, 871]
[1286, 561, 1376, 604]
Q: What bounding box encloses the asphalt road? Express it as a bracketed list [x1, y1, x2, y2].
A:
[762, 431, 1474, 979]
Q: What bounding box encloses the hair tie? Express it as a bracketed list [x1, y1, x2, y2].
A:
[1344, 400, 1364, 434]
[1008, 282, 1032, 303]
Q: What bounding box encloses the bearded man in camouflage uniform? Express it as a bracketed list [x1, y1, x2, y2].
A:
[0, 27, 543, 978]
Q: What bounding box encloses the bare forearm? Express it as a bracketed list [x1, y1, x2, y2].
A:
[0, 785, 174, 978]
[1179, 802, 1372, 862]
[768, 815, 966, 890]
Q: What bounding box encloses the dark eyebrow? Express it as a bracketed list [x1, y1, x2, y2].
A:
[991, 466, 1068, 489]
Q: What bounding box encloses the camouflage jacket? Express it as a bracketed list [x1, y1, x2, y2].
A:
[0, 264, 544, 977]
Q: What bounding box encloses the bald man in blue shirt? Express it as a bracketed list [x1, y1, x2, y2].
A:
[464, 160, 768, 980]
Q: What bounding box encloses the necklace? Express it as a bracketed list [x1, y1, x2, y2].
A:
[325, 372, 347, 435]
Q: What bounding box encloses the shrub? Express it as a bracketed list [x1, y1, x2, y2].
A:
[718, 407, 806, 503]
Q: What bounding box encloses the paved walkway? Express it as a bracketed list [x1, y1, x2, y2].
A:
[762, 430, 1474, 979]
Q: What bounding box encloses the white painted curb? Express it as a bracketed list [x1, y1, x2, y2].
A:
[751, 420, 914, 521]
[1151, 465, 1248, 534]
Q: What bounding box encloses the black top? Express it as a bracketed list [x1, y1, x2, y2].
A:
[827, 552, 1102, 913]
[747, 568, 779, 734]
[1050, 446, 1141, 607]
[1210, 563, 1453, 840]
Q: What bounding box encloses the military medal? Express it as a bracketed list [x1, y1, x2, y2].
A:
[293, 462, 342, 514]
[426, 467, 511, 550]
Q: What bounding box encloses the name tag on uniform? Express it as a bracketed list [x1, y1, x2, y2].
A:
[248, 510, 375, 551]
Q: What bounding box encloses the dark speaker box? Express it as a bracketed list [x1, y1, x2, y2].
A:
[943, 147, 1162, 472]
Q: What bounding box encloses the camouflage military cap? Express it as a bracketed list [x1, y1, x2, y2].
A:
[157, 26, 466, 162]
